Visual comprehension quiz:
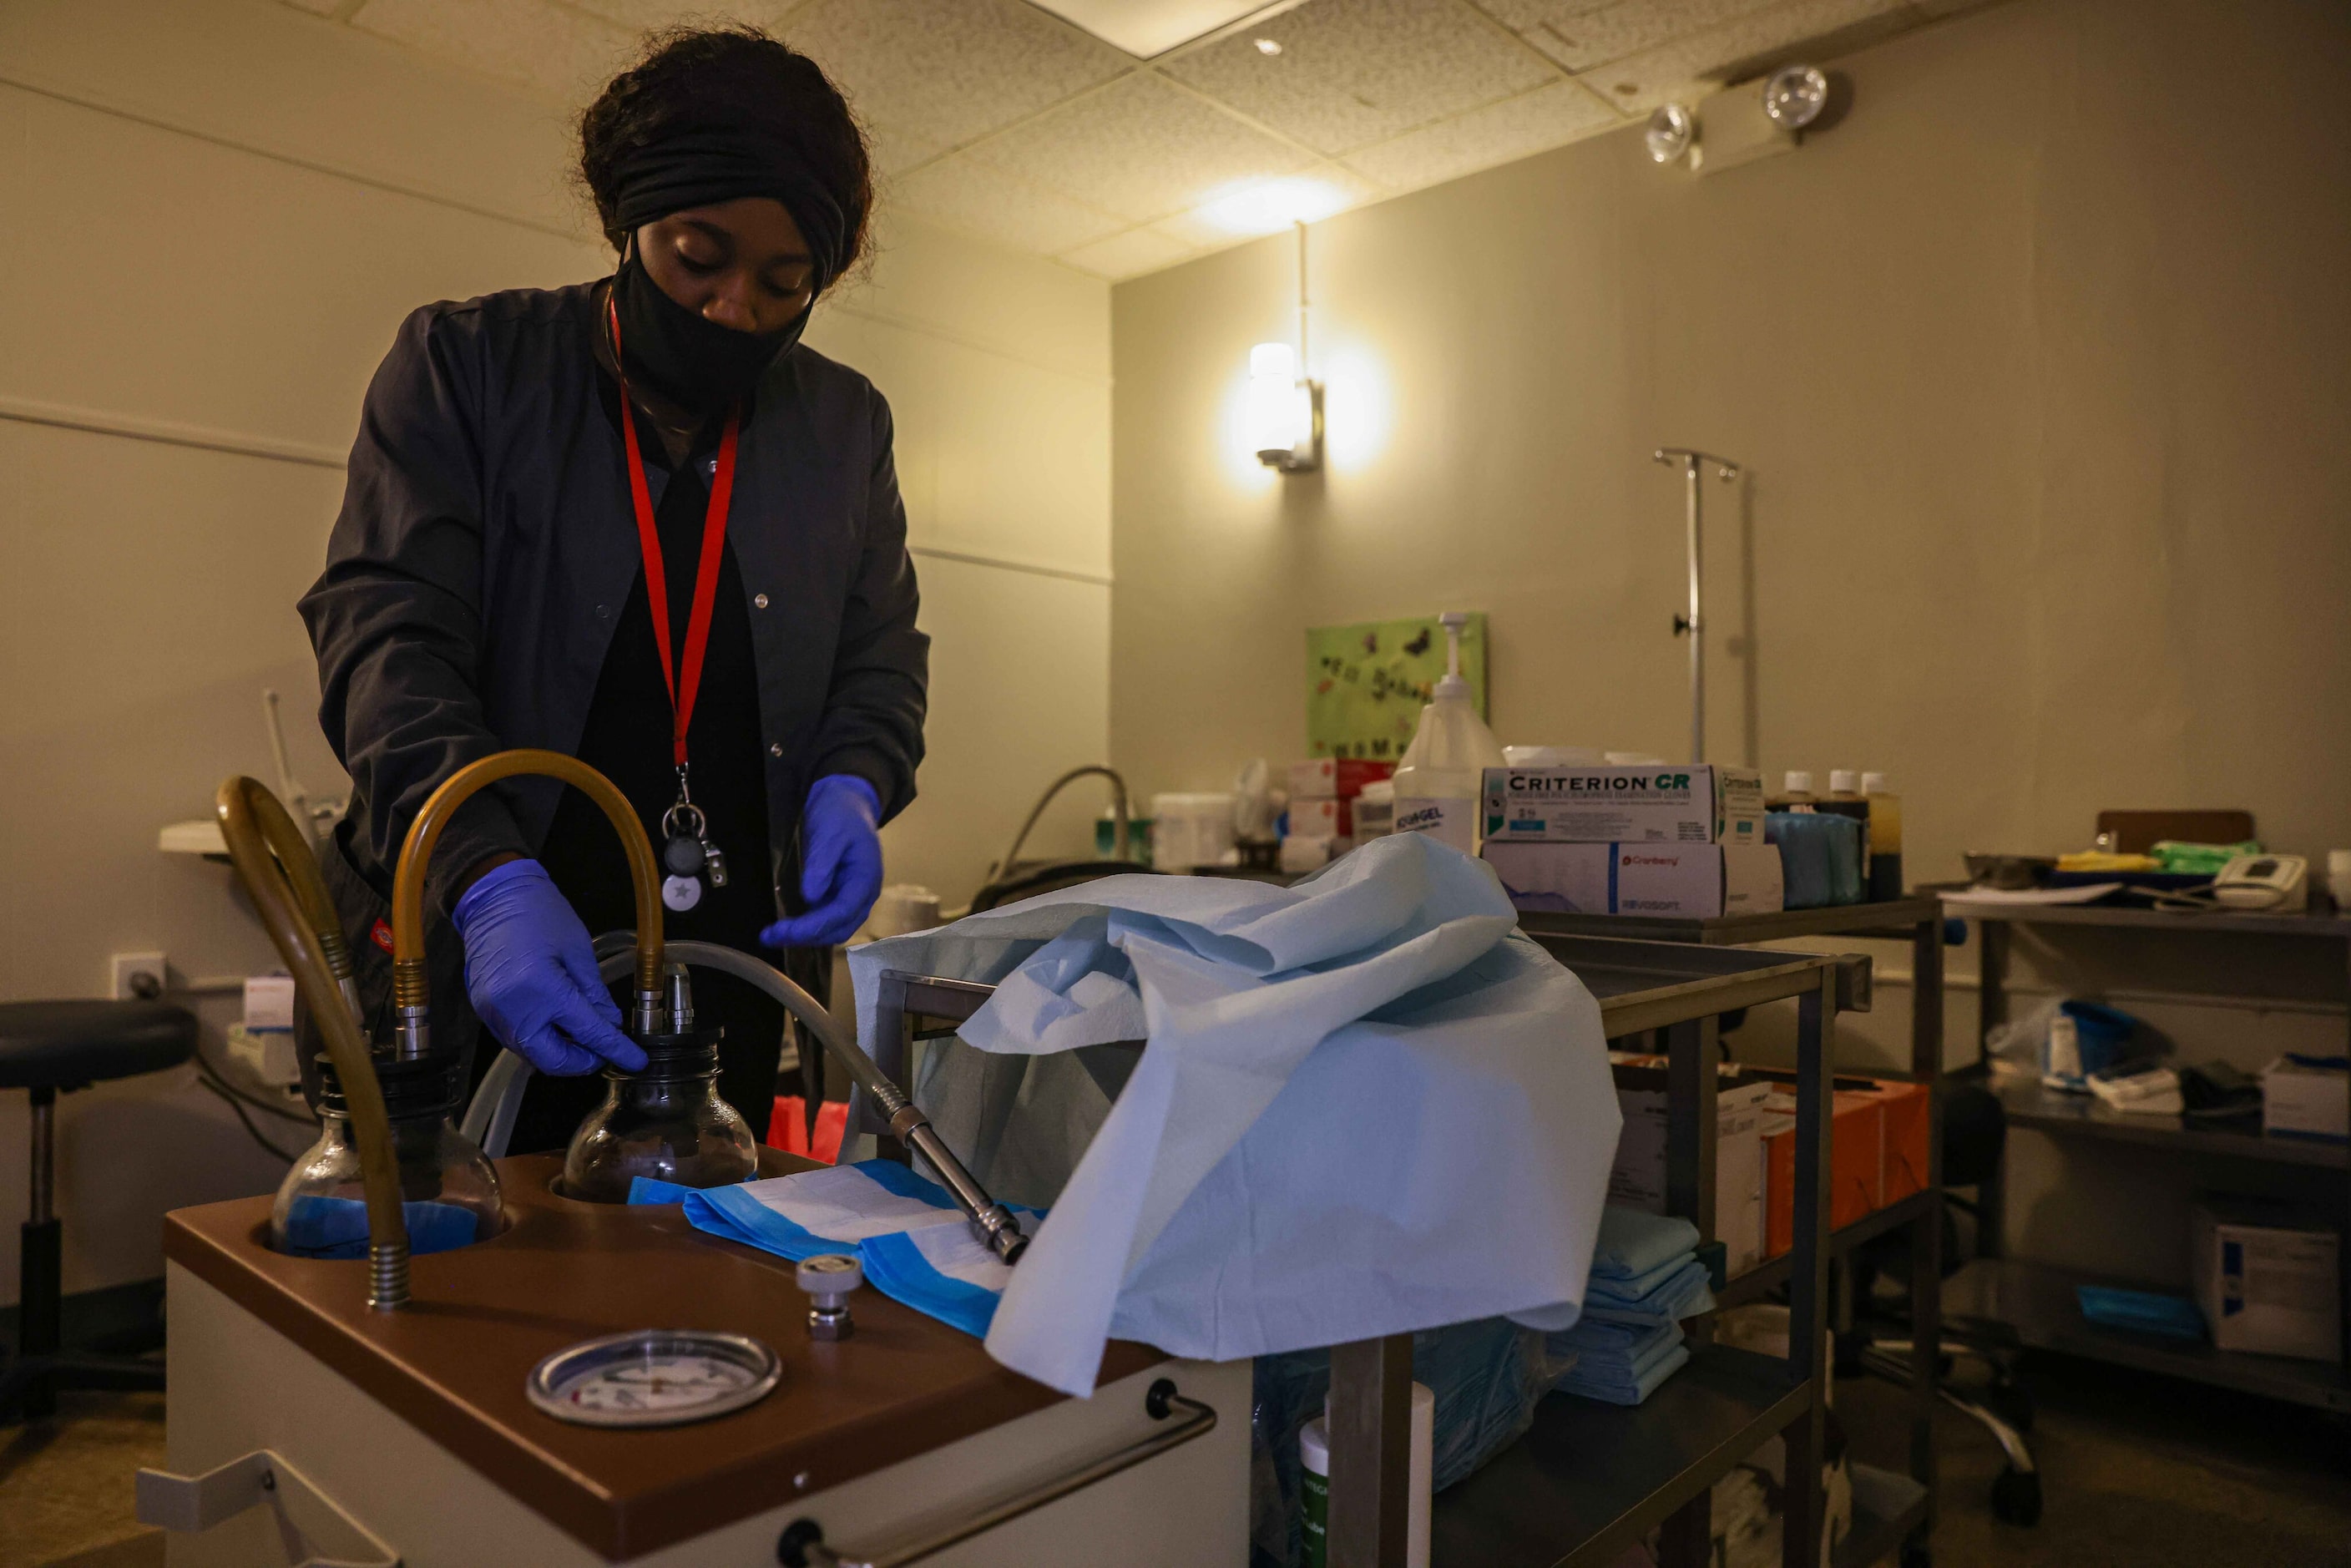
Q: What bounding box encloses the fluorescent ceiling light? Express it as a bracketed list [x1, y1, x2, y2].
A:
[1027, 0, 1294, 58]
[1196, 176, 1352, 235]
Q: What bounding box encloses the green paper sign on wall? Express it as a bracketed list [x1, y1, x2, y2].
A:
[1306, 613, 1489, 760]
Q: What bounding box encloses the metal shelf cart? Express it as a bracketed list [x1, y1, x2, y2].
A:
[867, 930, 1886, 1568]
[1944, 894, 2351, 1415]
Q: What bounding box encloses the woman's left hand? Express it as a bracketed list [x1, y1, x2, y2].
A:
[761, 774, 884, 949]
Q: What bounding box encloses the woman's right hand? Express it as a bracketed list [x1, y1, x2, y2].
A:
[451, 859, 648, 1075]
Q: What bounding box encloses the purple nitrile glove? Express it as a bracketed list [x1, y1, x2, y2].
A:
[452, 858, 646, 1075]
[761, 775, 884, 950]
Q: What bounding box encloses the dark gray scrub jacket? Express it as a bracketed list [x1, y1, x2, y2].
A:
[297, 281, 926, 1064]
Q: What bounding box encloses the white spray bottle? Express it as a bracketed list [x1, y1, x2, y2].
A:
[1390, 613, 1506, 856]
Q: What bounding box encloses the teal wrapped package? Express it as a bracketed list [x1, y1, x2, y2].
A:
[1767, 812, 1864, 908]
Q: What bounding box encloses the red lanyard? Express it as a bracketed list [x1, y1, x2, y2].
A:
[608, 296, 739, 771]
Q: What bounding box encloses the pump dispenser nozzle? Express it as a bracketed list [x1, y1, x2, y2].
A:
[1434, 611, 1470, 701]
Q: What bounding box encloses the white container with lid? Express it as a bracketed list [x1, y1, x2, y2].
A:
[1392, 614, 1506, 855]
[1861, 771, 1891, 794]
[1828, 769, 1862, 795]
[1151, 792, 1238, 872]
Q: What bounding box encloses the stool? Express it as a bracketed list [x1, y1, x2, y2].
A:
[1, 999, 196, 1422]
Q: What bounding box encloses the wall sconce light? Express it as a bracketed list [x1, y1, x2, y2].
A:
[1247, 221, 1322, 473]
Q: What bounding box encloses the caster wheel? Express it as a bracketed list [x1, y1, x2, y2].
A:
[1988, 1383, 2035, 1433]
[1990, 1466, 2043, 1526]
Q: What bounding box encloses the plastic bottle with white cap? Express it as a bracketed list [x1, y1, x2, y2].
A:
[1390, 613, 1505, 856]
[1770, 770, 1818, 812]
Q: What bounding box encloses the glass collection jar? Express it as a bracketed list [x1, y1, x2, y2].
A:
[270, 1055, 504, 1257]
[561, 1021, 758, 1204]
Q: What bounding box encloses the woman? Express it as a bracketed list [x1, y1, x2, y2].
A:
[301, 28, 923, 1151]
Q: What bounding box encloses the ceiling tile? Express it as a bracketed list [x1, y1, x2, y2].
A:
[276, 0, 347, 16]
[1162, 0, 1556, 156]
[353, 0, 637, 104]
[891, 153, 1131, 253]
[1467, 0, 1613, 28]
[786, 0, 1131, 172]
[1059, 225, 1198, 279]
[971, 72, 1312, 223]
[1150, 160, 1387, 244]
[1583, 0, 1918, 112]
[1342, 76, 1619, 188]
[1510, 0, 1788, 73]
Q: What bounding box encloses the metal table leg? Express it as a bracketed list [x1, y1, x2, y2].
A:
[1782, 973, 1835, 1568]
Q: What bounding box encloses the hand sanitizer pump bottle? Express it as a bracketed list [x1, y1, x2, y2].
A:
[1390, 613, 1506, 856]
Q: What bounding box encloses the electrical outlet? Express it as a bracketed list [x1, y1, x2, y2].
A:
[111, 951, 168, 1001]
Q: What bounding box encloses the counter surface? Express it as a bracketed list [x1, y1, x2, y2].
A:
[164, 1151, 1162, 1560]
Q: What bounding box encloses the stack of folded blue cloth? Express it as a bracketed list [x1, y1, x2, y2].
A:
[1555, 1318, 1688, 1406]
[1550, 1206, 1716, 1405]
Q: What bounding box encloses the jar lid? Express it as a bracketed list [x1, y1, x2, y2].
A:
[622, 1025, 726, 1079]
[316, 1053, 464, 1120]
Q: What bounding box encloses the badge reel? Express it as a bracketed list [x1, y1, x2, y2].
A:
[660, 800, 727, 913]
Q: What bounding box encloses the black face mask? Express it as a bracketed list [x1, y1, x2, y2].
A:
[614, 251, 807, 418]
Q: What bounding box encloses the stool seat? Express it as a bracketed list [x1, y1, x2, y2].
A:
[0, 1000, 197, 1090]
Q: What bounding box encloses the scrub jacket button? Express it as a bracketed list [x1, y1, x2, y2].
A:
[754, 593, 770, 609]
[769, 743, 784, 758]
[594, 604, 609, 618]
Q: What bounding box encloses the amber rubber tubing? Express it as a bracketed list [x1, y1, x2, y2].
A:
[391, 750, 665, 1008]
[240, 778, 359, 988]
[217, 776, 411, 1305]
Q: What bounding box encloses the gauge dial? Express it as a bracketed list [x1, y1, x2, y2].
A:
[527, 1330, 781, 1428]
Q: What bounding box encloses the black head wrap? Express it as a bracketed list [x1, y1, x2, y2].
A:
[609, 127, 853, 291]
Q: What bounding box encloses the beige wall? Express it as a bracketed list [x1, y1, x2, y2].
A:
[1108, 0, 2351, 1287]
[1110, 0, 2351, 875]
[0, 0, 1108, 1306]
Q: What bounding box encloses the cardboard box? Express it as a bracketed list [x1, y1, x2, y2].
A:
[2190, 1199, 2341, 1363]
[1854, 1077, 1932, 1204]
[2263, 1055, 2348, 1143]
[1290, 758, 1393, 801]
[1608, 1057, 1772, 1275]
[1287, 797, 1353, 839]
[1482, 842, 1784, 919]
[1762, 1085, 1887, 1257]
[1482, 765, 1765, 846]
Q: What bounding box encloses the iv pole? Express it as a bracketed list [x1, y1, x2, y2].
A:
[1653, 448, 1741, 765]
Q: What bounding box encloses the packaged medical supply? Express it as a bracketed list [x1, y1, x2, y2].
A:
[2189, 1198, 2342, 1363]
[1578, 1207, 1716, 1329]
[1352, 778, 1395, 840]
[1604, 751, 1665, 766]
[1483, 841, 1784, 918]
[1278, 835, 1339, 875]
[1483, 764, 1764, 847]
[1391, 613, 1506, 854]
[243, 974, 296, 1033]
[1862, 772, 1904, 900]
[1151, 791, 1238, 871]
[1290, 797, 1352, 838]
[2045, 999, 2140, 1090]
[2262, 1054, 2349, 1142]
[1609, 1057, 1772, 1274]
[1289, 758, 1393, 800]
[2076, 1285, 2205, 1340]
[1766, 811, 1863, 907]
[1757, 1075, 1929, 1256]
[2087, 1063, 2183, 1116]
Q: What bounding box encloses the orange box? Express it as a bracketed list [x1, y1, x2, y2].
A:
[1762, 1088, 1885, 1258]
[1856, 1078, 1931, 1204]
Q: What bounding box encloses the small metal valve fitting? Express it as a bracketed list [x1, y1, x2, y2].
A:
[797, 1253, 862, 1342]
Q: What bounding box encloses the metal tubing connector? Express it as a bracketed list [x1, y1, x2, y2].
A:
[394, 1004, 432, 1064]
[367, 1240, 412, 1313]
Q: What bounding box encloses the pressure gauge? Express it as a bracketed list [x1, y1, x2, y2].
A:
[526, 1329, 781, 1428]
[1761, 63, 1828, 130]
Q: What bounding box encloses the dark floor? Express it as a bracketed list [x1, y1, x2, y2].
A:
[5, 1352, 2348, 1566]
[1838, 1352, 2351, 1568]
